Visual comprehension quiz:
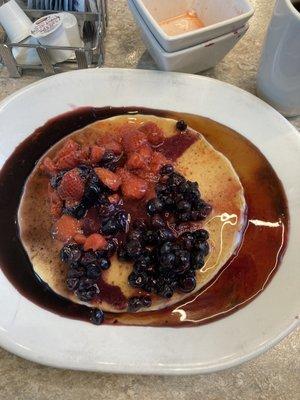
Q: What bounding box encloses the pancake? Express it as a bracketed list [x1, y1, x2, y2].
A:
[18, 114, 246, 313]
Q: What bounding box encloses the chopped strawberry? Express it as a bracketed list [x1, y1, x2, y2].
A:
[76, 145, 91, 164]
[55, 151, 79, 170]
[108, 193, 120, 204]
[97, 135, 123, 154]
[139, 122, 165, 146]
[84, 233, 107, 251]
[138, 144, 153, 162]
[74, 233, 87, 245]
[119, 169, 148, 199]
[150, 151, 170, 174]
[90, 145, 105, 164]
[40, 157, 57, 175]
[49, 189, 63, 218]
[94, 167, 121, 191]
[54, 139, 80, 161]
[126, 153, 148, 170]
[53, 215, 81, 242]
[57, 168, 85, 202]
[121, 126, 148, 153]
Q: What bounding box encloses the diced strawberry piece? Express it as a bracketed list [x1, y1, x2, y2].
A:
[137, 144, 153, 162]
[74, 233, 87, 245]
[53, 215, 81, 242]
[108, 193, 120, 204]
[40, 157, 57, 175]
[121, 126, 148, 153]
[94, 167, 121, 191]
[49, 189, 63, 218]
[55, 151, 79, 170]
[97, 135, 123, 154]
[54, 139, 80, 161]
[139, 122, 165, 146]
[119, 169, 148, 199]
[57, 168, 85, 202]
[104, 140, 123, 155]
[150, 152, 170, 174]
[126, 153, 148, 170]
[90, 145, 105, 164]
[84, 233, 107, 251]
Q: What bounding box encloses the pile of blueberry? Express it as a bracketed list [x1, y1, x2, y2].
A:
[60, 240, 117, 324]
[147, 165, 212, 223]
[118, 164, 211, 308]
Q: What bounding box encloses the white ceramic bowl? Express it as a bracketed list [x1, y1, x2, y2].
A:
[128, 0, 249, 73]
[132, 0, 254, 52]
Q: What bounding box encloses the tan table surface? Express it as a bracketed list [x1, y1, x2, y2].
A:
[0, 1, 299, 399]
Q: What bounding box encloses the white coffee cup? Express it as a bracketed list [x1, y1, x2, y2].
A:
[60, 12, 83, 48]
[31, 14, 72, 64]
[0, 0, 32, 43]
[256, 0, 300, 117]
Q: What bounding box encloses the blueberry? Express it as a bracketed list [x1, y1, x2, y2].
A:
[117, 246, 130, 261]
[160, 241, 173, 255]
[76, 278, 100, 301]
[194, 241, 210, 257]
[86, 265, 101, 279]
[81, 251, 98, 266]
[99, 203, 115, 217]
[64, 202, 87, 219]
[127, 297, 143, 312]
[160, 253, 176, 269]
[142, 296, 152, 308]
[151, 214, 165, 228]
[178, 181, 190, 194]
[177, 212, 191, 222]
[147, 198, 164, 215]
[190, 211, 203, 221]
[60, 243, 82, 265]
[177, 200, 192, 212]
[77, 165, 92, 179]
[174, 250, 190, 272]
[128, 229, 144, 242]
[145, 230, 156, 244]
[168, 172, 185, 187]
[116, 211, 129, 231]
[101, 150, 115, 164]
[128, 272, 148, 288]
[178, 275, 196, 293]
[101, 219, 119, 235]
[157, 227, 175, 243]
[193, 229, 209, 242]
[90, 308, 104, 325]
[67, 267, 86, 278]
[161, 196, 174, 208]
[83, 176, 102, 208]
[99, 258, 111, 270]
[176, 120, 187, 131]
[160, 164, 174, 175]
[160, 285, 174, 298]
[132, 219, 147, 230]
[180, 232, 194, 250]
[50, 170, 66, 189]
[106, 239, 118, 256]
[125, 239, 142, 260]
[191, 252, 205, 269]
[66, 277, 79, 291]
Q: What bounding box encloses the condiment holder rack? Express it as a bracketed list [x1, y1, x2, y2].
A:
[0, 0, 107, 77]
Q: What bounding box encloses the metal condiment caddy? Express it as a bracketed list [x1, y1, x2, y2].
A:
[0, 0, 107, 77]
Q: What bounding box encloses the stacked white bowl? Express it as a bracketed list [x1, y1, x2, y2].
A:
[128, 0, 254, 73]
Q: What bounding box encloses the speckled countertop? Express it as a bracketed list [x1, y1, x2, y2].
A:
[0, 0, 299, 399]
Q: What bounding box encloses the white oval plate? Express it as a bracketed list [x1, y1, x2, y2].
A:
[0, 69, 299, 374]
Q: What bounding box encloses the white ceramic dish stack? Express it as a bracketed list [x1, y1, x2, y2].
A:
[128, 0, 254, 73]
